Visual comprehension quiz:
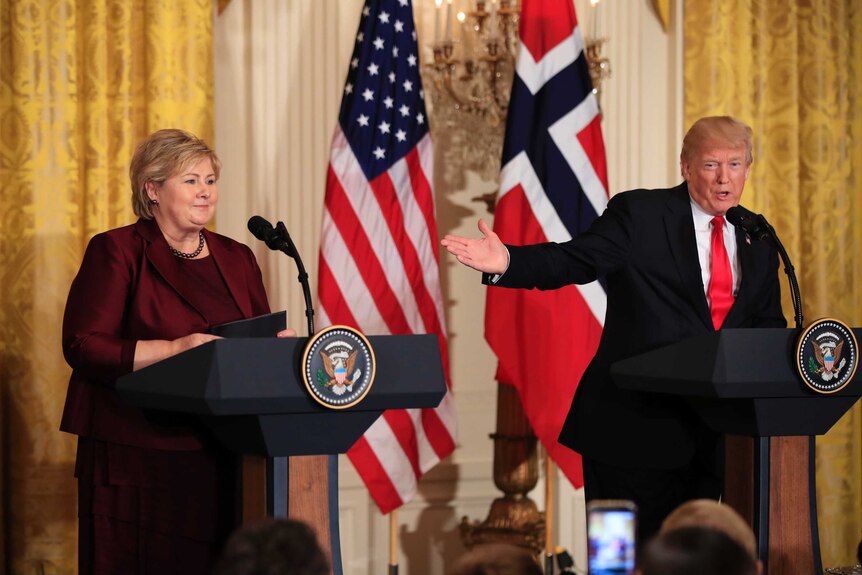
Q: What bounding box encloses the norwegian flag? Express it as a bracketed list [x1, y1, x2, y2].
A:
[318, 0, 456, 513]
[485, 0, 608, 488]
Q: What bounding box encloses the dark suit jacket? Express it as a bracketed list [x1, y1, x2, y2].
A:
[60, 218, 270, 450]
[491, 183, 786, 469]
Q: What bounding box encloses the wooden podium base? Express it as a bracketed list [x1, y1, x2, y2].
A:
[241, 454, 339, 575]
[724, 435, 822, 575]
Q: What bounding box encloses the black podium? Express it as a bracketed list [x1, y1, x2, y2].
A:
[116, 334, 447, 575]
[611, 328, 862, 575]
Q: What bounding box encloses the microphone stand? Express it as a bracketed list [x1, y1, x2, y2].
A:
[261, 222, 318, 541]
[272, 221, 315, 336]
[755, 214, 803, 329]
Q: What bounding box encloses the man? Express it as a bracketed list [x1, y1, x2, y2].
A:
[213, 519, 329, 575]
[638, 527, 758, 575]
[661, 499, 762, 573]
[441, 116, 786, 540]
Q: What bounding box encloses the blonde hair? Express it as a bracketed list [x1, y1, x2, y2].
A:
[680, 116, 753, 176]
[660, 499, 757, 560]
[129, 129, 221, 219]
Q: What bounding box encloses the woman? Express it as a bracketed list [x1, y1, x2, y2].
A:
[61, 129, 286, 574]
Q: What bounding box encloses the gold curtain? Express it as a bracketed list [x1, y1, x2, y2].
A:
[684, 0, 862, 567]
[0, 1, 213, 572]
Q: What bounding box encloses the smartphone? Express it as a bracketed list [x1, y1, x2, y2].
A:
[587, 499, 638, 575]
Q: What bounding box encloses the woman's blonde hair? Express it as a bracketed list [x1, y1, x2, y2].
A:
[129, 129, 222, 219]
[680, 116, 753, 177]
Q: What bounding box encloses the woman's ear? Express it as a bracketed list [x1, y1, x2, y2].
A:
[145, 181, 157, 202]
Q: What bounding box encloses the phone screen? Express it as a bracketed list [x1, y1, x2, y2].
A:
[587, 501, 637, 575]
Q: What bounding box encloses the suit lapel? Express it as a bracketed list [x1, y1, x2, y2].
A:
[137, 219, 207, 321]
[136, 219, 254, 322]
[206, 230, 254, 318]
[664, 185, 713, 329]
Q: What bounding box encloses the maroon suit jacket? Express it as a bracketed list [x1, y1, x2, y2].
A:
[60, 218, 270, 450]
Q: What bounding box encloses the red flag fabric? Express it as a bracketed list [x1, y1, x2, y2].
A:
[318, 0, 456, 513]
[485, 0, 609, 488]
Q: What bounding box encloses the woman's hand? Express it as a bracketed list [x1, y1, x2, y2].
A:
[133, 333, 221, 371]
[276, 328, 297, 338]
[171, 332, 221, 355]
[441, 219, 509, 274]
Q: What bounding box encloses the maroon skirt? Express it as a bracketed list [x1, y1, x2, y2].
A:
[76, 437, 237, 575]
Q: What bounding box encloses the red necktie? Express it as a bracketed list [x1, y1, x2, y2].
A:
[708, 215, 734, 330]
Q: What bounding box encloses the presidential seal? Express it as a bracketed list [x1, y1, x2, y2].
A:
[795, 318, 858, 394]
[302, 325, 376, 409]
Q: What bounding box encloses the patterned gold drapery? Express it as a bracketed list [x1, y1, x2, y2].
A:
[684, 0, 862, 567]
[0, 0, 213, 572]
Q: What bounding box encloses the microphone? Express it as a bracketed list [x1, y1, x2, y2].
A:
[247, 215, 315, 335]
[725, 205, 803, 328]
[725, 205, 770, 242]
[247, 215, 294, 256]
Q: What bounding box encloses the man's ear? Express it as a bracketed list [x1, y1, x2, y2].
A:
[680, 161, 691, 181]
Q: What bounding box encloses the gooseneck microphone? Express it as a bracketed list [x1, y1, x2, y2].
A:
[725, 205, 771, 242]
[247, 215, 315, 335]
[726, 205, 802, 328]
[247, 215, 295, 256]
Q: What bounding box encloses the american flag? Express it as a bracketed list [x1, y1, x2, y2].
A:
[318, 0, 456, 513]
[485, 0, 608, 488]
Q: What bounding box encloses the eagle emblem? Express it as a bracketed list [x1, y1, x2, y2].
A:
[796, 319, 858, 394]
[319, 348, 362, 395]
[810, 333, 846, 382]
[301, 325, 376, 409]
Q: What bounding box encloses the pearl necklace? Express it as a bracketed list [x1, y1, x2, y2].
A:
[169, 231, 205, 259]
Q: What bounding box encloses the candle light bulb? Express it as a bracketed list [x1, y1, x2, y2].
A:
[445, 0, 453, 41]
[457, 11, 472, 59]
[435, 0, 443, 42]
[489, 0, 498, 39]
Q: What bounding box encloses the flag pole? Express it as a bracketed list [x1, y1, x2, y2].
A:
[389, 510, 398, 575]
[544, 451, 555, 575]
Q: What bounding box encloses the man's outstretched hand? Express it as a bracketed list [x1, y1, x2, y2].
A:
[441, 219, 509, 275]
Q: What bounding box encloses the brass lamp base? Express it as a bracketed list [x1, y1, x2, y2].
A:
[460, 495, 545, 555]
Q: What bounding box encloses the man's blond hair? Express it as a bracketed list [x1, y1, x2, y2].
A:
[679, 116, 753, 177]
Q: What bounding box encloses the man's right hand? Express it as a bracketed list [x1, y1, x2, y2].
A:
[441, 219, 509, 275]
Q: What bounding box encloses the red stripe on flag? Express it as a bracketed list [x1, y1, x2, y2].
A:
[318, 256, 359, 329]
[325, 166, 412, 334]
[381, 410, 421, 478]
[347, 436, 404, 514]
[404, 148, 439, 263]
[368, 171, 440, 335]
[421, 407, 456, 460]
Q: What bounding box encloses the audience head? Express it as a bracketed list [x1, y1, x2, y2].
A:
[638, 526, 758, 575]
[660, 499, 757, 560]
[212, 518, 329, 575]
[130, 128, 221, 220]
[451, 543, 542, 575]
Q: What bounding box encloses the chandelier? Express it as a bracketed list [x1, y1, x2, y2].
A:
[423, 0, 519, 181]
[423, 0, 610, 184]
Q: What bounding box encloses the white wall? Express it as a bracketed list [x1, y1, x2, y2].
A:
[214, 1, 682, 573]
